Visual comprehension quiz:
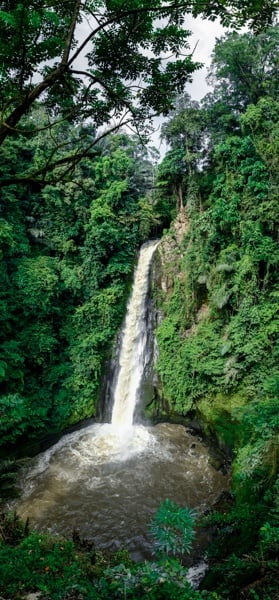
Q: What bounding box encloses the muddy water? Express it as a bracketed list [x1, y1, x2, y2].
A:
[11, 421, 229, 561]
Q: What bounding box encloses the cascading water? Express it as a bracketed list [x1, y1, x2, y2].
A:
[111, 240, 158, 429]
[9, 240, 230, 565]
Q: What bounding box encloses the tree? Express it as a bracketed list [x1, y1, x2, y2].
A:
[206, 27, 279, 113]
[0, 1, 277, 186]
[0, 2, 200, 147]
[154, 25, 279, 422]
[158, 94, 206, 209]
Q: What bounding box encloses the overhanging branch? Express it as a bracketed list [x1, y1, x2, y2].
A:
[0, 116, 133, 188]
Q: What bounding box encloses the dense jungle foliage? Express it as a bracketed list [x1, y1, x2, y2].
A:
[155, 26, 279, 599]
[0, 1, 278, 597]
[0, 127, 159, 448]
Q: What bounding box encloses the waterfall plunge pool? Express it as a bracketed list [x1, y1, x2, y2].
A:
[10, 421, 230, 562]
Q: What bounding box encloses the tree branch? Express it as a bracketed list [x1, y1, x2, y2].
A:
[0, 117, 133, 188]
[61, 0, 82, 66]
[0, 0, 271, 148]
[0, 0, 197, 148]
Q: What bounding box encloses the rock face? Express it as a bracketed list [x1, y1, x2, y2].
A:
[154, 207, 189, 297]
[173, 206, 190, 244]
[147, 208, 190, 419]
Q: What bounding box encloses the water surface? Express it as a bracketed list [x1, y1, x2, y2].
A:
[12, 421, 229, 560]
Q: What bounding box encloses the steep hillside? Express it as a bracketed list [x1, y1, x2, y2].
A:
[152, 28, 279, 598]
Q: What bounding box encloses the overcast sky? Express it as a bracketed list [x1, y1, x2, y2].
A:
[185, 15, 225, 100]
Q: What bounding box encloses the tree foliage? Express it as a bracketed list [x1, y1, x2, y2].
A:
[207, 27, 279, 110]
[156, 27, 279, 416]
[0, 128, 158, 445]
[154, 27, 279, 598]
[0, 0, 201, 183]
[0, 1, 276, 186]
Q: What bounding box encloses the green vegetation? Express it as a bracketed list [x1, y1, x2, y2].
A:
[0, 2, 278, 598]
[155, 26, 279, 599]
[0, 128, 158, 448]
[0, 1, 275, 184]
[0, 0, 202, 180]
[0, 502, 203, 600]
[150, 499, 196, 559]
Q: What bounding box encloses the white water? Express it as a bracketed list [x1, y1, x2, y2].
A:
[111, 240, 158, 428]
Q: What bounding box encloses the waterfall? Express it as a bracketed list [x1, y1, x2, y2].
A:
[111, 240, 158, 429]
[11, 236, 230, 560]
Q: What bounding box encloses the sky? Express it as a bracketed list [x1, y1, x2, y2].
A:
[185, 15, 225, 101]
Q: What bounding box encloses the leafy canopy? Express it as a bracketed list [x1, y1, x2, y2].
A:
[0, 0, 277, 186]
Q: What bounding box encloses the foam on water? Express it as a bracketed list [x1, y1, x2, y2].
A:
[20, 423, 159, 491]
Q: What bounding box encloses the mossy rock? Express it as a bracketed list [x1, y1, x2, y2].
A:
[196, 391, 248, 451]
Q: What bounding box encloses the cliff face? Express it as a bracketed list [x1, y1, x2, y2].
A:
[150, 208, 196, 421]
[155, 207, 189, 298]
